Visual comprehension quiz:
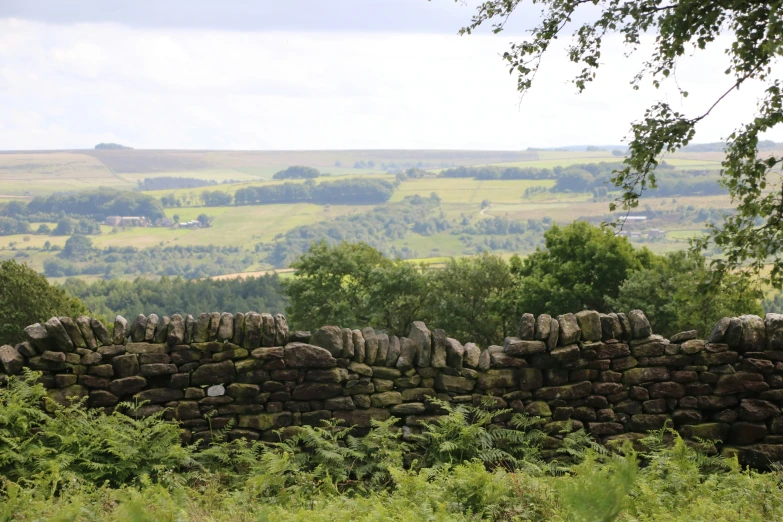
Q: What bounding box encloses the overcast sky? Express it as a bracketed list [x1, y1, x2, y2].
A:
[1, 0, 779, 150]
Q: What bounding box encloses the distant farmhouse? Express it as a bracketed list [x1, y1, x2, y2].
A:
[105, 216, 149, 227]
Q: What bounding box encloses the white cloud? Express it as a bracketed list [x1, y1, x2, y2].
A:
[0, 18, 779, 150]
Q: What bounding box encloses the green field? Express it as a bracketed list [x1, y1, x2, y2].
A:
[0, 147, 756, 279]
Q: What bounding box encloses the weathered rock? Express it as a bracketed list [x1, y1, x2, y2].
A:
[191, 360, 236, 385]
[385, 335, 401, 367]
[396, 337, 417, 371]
[371, 391, 402, 407]
[724, 317, 743, 349]
[594, 343, 630, 359]
[463, 343, 481, 369]
[184, 315, 196, 343]
[732, 422, 767, 445]
[551, 344, 580, 363]
[238, 412, 293, 431]
[616, 313, 632, 341]
[444, 338, 464, 369]
[680, 339, 705, 354]
[59, 316, 86, 348]
[376, 333, 389, 364]
[630, 414, 671, 431]
[670, 330, 698, 343]
[518, 368, 543, 391]
[112, 315, 129, 345]
[600, 313, 623, 341]
[143, 314, 159, 342]
[535, 314, 552, 341]
[435, 373, 476, 393]
[627, 310, 652, 339]
[431, 329, 447, 368]
[24, 323, 49, 352]
[230, 313, 244, 347]
[534, 381, 592, 401]
[166, 314, 185, 346]
[111, 354, 139, 377]
[0, 345, 24, 375]
[339, 328, 354, 359]
[518, 313, 535, 340]
[679, 422, 730, 441]
[46, 384, 88, 410]
[576, 310, 601, 342]
[708, 317, 731, 344]
[622, 367, 670, 385]
[284, 343, 336, 368]
[478, 349, 490, 371]
[244, 313, 262, 349]
[741, 315, 766, 352]
[216, 313, 233, 341]
[547, 317, 560, 350]
[293, 382, 342, 400]
[154, 316, 170, 344]
[348, 361, 373, 376]
[260, 313, 276, 346]
[207, 312, 221, 341]
[274, 314, 289, 346]
[307, 368, 348, 383]
[478, 369, 516, 389]
[350, 329, 365, 363]
[390, 402, 427, 415]
[765, 313, 783, 351]
[108, 376, 147, 396]
[45, 317, 74, 352]
[408, 321, 432, 367]
[130, 314, 146, 342]
[140, 363, 177, 377]
[362, 327, 379, 366]
[739, 399, 780, 421]
[556, 313, 581, 345]
[715, 372, 769, 395]
[192, 313, 210, 343]
[504, 338, 546, 356]
[648, 381, 686, 399]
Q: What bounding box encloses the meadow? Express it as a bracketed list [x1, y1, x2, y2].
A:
[0, 146, 764, 278]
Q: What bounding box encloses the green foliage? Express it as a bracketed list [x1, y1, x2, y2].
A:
[60, 273, 286, 320]
[234, 178, 395, 206]
[513, 221, 655, 316]
[0, 260, 87, 345]
[27, 188, 165, 221]
[609, 250, 763, 336]
[60, 234, 94, 260]
[273, 166, 321, 180]
[459, 0, 783, 286]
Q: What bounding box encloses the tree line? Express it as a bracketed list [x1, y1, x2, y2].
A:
[25, 188, 166, 221]
[232, 178, 395, 206]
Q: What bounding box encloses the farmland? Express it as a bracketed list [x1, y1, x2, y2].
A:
[0, 146, 765, 280]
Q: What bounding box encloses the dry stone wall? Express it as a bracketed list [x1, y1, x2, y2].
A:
[4, 309, 783, 467]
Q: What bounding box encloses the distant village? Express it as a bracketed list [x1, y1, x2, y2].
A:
[104, 216, 204, 229]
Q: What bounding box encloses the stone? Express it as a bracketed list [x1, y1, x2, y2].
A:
[627, 310, 652, 339]
[310, 326, 342, 357]
[244, 313, 262, 349]
[547, 317, 560, 350]
[238, 412, 293, 431]
[670, 330, 698, 343]
[739, 399, 780, 421]
[724, 317, 743, 349]
[518, 313, 535, 340]
[648, 381, 686, 399]
[556, 313, 581, 345]
[215, 313, 233, 342]
[401, 387, 436, 401]
[671, 409, 701, 425]
[325, 396, 356, 410]
[184, 315, 196, 344]
[478, 369, 516, 389]
[588, 422, 624, 436]
[575, 310, 601, 342]
[622, 367, 670, 385]
[362, 327, 379, 366]
[207, 312, 221, 341]
[153, 316, 170, 344]
[24, 323, 49, 352]
[348, 362, 373, 376]
[534, 381, 592, 401]
[463, 343, 481, 369]
[207, 385, 225, 397]
[46, 384, 88, 410]
[0, 345, 24, 375]
[370, 391, 403, 407]
[130, 314, 147, 342]
[518, 368, 544, 391]
[616, 313, 632, 341]
[594, 343, 630, 359]
[421, 328, 441, 369]
[504, 338, 546, 356]
[551, 344, 580, 363]
[478, 349, 490, 371]
[679, 339, 705, 355]
[535, 314, 552, 341]
[351, 329, 365, 363]
[379, 335, 397, 367]
[88, 364, 114, 378]
[715, 372, 769, 395]
[45, 317, 74, 352]
[307, 368, 348, 383]
[679, 422, 729, 441]
[612, 356, 638, 371]
[292, 382, 342, 400]
[396, 337, 417, 371]
[260, 313, 276, 346]
[41, 350, 66, 363]
[732, 422, 767, 445]
[108, 376, 147, 396]
[765, 313, 783, 351]
[59, 316, 86, 348]
[707, 317, 730, 344]
[599, 313, 623, 341]
[140, 363, 177, 377]
[143, 314, 159, 342]
[274, 314, 289, 346]
[166, 314, 187, 347]
[408, 321, 431, 368]
[191, 360, 236, 385]
[15, 342, 35, 358]
[112, 315, 129, 345]
[125, 343, 168, 355]
[435, 374, 476, 393]
[741, 358, 775, 373]
[284, 343, 336, 368]
[741, 315, 766, 352]
[630, 414, 671, 431]
[88, 390, 119, 408]
[192, 313, 210, 343]
[390, 402, 427, 415]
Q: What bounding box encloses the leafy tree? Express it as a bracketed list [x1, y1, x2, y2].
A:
[272, 166, 321, 179]
[0, 260, 87, 345]
[284, 241, 390, 330]
[459, 0, 783, 285]
[53, 218, 74, 236]
[608, 250, 762, 337]
[36, 224, 50, 234]
[60, 234, 94, 260]
[197, 214, 210, 227]
[513, 221, 654, 316]
[426, 253, 517, 346]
